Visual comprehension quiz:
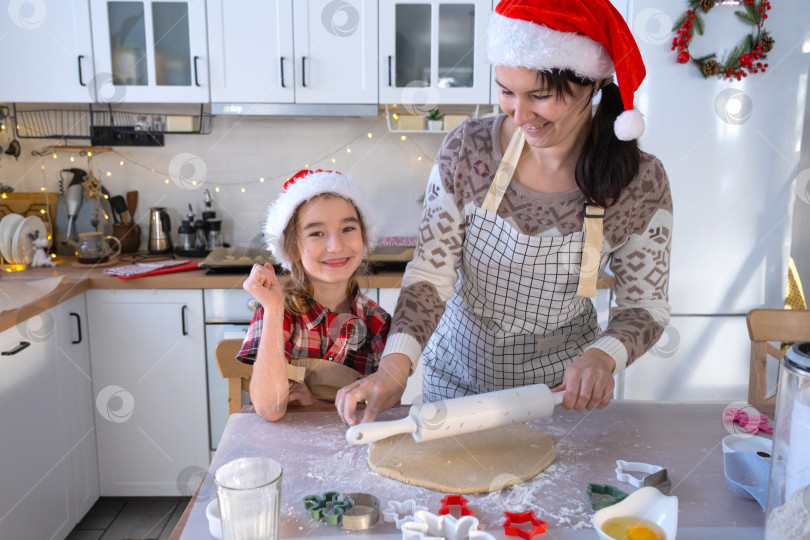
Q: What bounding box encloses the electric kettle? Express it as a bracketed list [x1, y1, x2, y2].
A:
[148, 207, 173, 253]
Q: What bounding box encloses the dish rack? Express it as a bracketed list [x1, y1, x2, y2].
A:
[12, 104, 214, 146]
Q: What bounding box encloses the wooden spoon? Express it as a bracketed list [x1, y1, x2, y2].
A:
[126, 191, 138, 223]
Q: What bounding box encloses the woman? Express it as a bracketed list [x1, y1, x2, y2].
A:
[337, 0, 672, 424]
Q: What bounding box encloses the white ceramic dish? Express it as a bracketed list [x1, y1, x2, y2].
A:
[721, 434, 773, 456]
[593, 486, 679, 540]
[12, 216, 48, 266]
[205, 498, 222, 540]
[0, 213, 24, 263]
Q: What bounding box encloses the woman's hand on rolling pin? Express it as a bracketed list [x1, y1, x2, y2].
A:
[242, 263, 283, 309]
[335, 353, 412, 425]
[554, 349, 616, 412]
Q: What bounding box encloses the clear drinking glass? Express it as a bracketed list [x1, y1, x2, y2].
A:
[214, 457, 283, 540]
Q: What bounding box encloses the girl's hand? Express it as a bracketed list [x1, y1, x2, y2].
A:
[554, 349, 616, 412]
[335, 353, 411, 425]
[242, 263, 283, 308]
[288, 382, 319, 406]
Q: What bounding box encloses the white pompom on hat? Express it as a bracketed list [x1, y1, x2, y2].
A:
[264, 169, 376, 271]
[487, 0, 646, 141]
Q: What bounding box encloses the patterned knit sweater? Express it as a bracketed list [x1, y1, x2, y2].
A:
[383, 115, 673, 374]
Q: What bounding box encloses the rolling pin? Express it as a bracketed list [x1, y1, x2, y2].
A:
[346, 384, 564, 445]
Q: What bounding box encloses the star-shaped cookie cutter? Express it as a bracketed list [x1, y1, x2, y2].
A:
[438, 494, 474, 517]
[382, 499, 428, 529]
[502, 510, 548, 539]
[401, 510, 495, 540]
[302, 491, 352, 525]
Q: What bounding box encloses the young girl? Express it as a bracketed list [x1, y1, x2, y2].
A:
[238, 169, 390, 422]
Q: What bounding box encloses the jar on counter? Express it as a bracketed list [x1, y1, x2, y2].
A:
[765, 341, 810, 539]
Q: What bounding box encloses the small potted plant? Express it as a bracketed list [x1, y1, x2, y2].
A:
[426, 108, 444, 131]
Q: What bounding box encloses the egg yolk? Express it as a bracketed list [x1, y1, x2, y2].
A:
[626, 526, 659, 540]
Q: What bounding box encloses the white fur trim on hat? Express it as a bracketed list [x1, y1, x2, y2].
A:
[263, 171, 377, 271]
[486, 12, 613, 80]
[614, 109, 645, 141]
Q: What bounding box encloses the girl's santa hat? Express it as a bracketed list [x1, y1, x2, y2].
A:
[487, 0, 646, 141]
[264, 169, 376, 270]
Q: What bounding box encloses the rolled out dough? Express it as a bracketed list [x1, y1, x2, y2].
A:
[367, 424, 555, 494]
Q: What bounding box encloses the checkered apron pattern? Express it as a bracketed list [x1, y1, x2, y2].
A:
[421, 129, 601, 401]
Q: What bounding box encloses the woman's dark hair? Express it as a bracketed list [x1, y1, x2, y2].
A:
[281, 193, 370, 315]
[537, 69, 640, 208]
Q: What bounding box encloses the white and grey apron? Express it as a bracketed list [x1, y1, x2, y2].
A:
[422, 128, 605, 401]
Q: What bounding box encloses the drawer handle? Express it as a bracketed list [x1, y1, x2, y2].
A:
[2, 341, 31, 356]
[181, 305, 189, 336]
[301, 56, 307, 88]
[388, 55, 392, 86]
[280, 56, 286, 88]
[193, 55, 201, 87]
[70, 312, 82, 344]
[77, 55, 86, 87]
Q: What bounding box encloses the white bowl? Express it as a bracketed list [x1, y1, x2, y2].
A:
[721, 434, 772, 456]
[593, 486, 678, 540]
[206, 498, 223, 539]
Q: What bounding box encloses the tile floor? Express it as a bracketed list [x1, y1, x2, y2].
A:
[66, 497, 190, 540]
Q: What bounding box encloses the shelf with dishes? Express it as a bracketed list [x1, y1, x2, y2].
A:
[0, 213, 49, 267]
[384, 104, 499, 134]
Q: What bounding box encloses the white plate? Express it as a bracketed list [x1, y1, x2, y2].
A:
[12, 216, 48, 266]
[0, 213, 24, 263]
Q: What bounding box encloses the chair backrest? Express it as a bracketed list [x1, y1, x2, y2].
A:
[214, 339, 253, 416]
[746, 309, 810, 406]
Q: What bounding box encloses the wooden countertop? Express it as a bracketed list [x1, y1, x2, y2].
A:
[0, 255, 405, 333]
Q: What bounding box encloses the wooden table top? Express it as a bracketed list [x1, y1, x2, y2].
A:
[171, 401, 769, 540]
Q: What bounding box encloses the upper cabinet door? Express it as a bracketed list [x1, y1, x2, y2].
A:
[89, 0, 209, 103]
[293, 0, 378, 104]
[0, 0, 95, 102]
[208, 0, 294, 104]
[379, 0, 491, 106]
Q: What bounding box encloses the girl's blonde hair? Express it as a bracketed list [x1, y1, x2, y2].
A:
[282, 193, 370, 314]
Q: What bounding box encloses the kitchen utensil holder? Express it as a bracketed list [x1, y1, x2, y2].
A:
[12, 103, 213, 142]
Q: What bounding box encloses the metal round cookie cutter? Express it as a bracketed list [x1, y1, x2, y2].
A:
[341, 492, 380, 530]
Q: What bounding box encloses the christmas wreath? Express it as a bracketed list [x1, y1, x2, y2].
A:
[671, 0, 773, 81]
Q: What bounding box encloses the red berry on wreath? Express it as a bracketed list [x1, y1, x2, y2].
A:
[677, 51, 690, 64]
[740, 53, 753, 67]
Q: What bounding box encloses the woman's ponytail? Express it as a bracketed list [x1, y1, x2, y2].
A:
[575, 81, 640, 208]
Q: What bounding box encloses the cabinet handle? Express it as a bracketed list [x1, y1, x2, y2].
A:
[181, 305, 189, 336]
[388, 56, 392, 86]
[2, 341, 31, 356]
[301, 56, 307, 88]
[193, 56, 201, 87]
[280, 57, 286, 88]
[77, 55, 87, 87]
[70, 312, 82, 344]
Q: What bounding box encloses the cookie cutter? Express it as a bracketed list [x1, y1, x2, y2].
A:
[341, 492, 380, 530]
[383, 499, 428, 529]
[438, 494, 474, 517]
[615, 460, 672, 494]
[502, 510, 548, 539]
[302, 491, 351, 525]
[402, 510, 495, 540]
[722, 407, 773, 435]
[586, 483, 629, 511]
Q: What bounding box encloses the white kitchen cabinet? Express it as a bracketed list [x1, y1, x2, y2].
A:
[207, 0, 377, 106]
[0, 0, 96, 102]
[54, 294, 100, 524]
[0, 309, 73, 540]
[379, 0, 491, 106]
[87, 289, 209, 496]
[89, 0, 209, 103]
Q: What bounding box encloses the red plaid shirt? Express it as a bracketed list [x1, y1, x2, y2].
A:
[237, 291, 390, 376]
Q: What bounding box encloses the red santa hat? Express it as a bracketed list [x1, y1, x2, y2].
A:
[487, 0, 646, 141]
[264, 169, 376, 270]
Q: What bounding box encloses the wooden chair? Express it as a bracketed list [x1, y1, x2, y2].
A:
[746, 309, 810, 406]
[214, 339, 253, 416]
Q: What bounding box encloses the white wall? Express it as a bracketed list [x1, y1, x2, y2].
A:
[0, 113, 443, 248]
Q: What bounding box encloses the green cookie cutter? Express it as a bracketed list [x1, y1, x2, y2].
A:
[303, 491, 353, 525]
[586, 483, 629, 511]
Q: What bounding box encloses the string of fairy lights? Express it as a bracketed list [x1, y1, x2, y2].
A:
[23, 114, 441, 194]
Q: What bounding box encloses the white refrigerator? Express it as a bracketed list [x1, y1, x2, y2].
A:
[614, 0, 810, 401]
